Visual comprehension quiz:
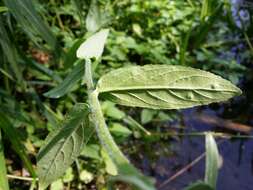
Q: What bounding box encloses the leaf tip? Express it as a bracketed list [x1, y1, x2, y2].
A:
[76, 29, 109, 60]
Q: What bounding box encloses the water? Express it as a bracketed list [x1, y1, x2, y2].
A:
[128, 87, 253, 190]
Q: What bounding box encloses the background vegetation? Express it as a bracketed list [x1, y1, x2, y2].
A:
[0, 0, 252, 189]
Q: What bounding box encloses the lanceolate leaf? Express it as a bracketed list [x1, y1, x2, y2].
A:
[44, 61, 85, 98]
[205, 133, 219, 189]
[37, 103, 91, 190]
[76, 29, 109, 60]
[97, 65, 241, 109]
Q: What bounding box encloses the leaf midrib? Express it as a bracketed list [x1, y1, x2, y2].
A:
[98, 86, 238, 93]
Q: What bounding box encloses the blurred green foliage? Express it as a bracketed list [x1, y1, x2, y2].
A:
[0, 0, 252, 189]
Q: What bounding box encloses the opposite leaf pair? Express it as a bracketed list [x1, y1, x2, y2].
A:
[37, 29, 241, 190]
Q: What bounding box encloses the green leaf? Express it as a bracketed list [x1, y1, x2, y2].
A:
[102, 101, 126, 120]
[0, 17, 23, 83]
[108, 163, 155, 190]
[64, 38, 86, 69]
[76, 29, 109, 60]
[3, 0, 57, 50]
[0, 6, 8, 13]
[109, 123, 132, 137]
[44, 61, 85, 98]
[81, 144, 101, 160]
[97, 65, 241, 109]
[0, 114, 36, 179]
[101, 149, 118, 176]
[185, 181, 213, 190]
[141, 109, 157, 124]
[37, 103, 91, 190]
[86, 0, 102, 32]
[205, 133, 219, 189]
[0, 130, 9, 190]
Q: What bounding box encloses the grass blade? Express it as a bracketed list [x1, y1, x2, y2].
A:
[3, 0, 57, 50]
[0, 16, 23, 84]
[0, 114, 36, 179]
[0, 130, 9, 190]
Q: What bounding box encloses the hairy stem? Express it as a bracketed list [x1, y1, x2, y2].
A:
[85, 60, 129, 166]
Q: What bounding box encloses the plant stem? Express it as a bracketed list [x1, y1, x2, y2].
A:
[7, 174, 37, 181]
[85, 60, 129, 166]
[85, 59, 94, 91]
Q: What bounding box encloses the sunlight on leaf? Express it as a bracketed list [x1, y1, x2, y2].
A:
[98, 65, 241, 109]
[76, 29, 109, 60]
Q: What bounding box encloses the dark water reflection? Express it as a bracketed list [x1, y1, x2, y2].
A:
[158, 108, 253, 190]
[129, 103, 253, 190]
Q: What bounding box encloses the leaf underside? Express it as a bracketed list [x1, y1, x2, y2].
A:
[76, 29, 109, 60]
[37, 103, 90, 189]
[98, 65, 241, 109]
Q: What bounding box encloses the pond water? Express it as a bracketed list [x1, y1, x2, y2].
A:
[129, 78, 253, 190]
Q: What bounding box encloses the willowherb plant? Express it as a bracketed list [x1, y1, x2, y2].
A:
[37, 29, 241, 190]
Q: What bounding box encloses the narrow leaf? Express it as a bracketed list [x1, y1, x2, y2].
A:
[37, 103, 91, 190]
[0, 17, 23, 83]
[0, 130, 9, 190]
[185, 181, 213, 190]
[44, 61, 85, 98]
[76, 29, 109, 60]
[0, 114, 36, 178]
[205, 133, 219, 189]
[97, 65, 242, 109]
[4, 0, 57, 49]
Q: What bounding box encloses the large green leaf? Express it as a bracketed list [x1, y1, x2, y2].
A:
[76, 29, 109, 60]
[0, 130, 9, 190]
[37, 103, 91, 190]
[205, 133, 219, 189]
[97, 65, 241, 109]
[44, 61, 85, 98]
